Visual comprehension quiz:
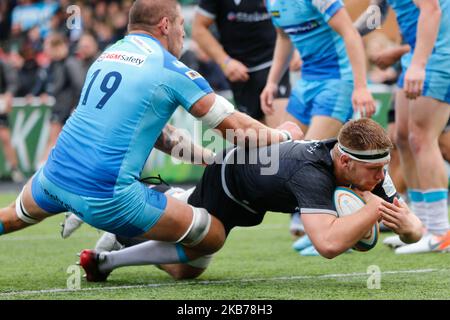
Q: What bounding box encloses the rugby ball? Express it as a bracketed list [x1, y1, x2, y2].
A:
[333, 187, 379, 252]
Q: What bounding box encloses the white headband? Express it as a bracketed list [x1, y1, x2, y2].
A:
[338, 143, 390, 163]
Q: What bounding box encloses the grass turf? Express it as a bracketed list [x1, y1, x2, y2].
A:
[0, 193, 449, 300]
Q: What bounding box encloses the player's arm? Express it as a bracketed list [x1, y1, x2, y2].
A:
[370, 45, 411, 70]
[328, 8, 376, 117]
[353, 0, 389, 37]
[154, 124, 215, 166]
[403, 0, 441, 99]
[301, 191, 383, 259]
[260, 28, 294, 115]
[192, 9, 248, 82]
[190, 93, 304, 147]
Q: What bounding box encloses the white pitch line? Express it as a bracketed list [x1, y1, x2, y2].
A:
[1, 268, 448, 297]
[0, 233, 100, 241]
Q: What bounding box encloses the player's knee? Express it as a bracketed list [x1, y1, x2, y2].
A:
[176, 206, 225, 255]
[15, 189, 41, 225]
[393, 128, 409, 151]
[407, 131, 426, 155]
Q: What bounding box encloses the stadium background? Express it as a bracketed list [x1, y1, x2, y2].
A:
[0, 0, 398, 182]
[0, 0, 449, 301]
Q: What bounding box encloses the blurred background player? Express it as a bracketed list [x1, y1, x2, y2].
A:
[356, 0, 450, 254]
[0, 56, 23, 182]
[260, 0, 376, 256]
[192, 0, 291, 127]
[38, 33, 81, 165]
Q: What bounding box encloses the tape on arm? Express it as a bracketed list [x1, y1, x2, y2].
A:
[197, 94, 235, 129]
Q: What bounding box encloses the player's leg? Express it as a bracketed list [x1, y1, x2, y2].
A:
[158, 254, 213, 280]
[438, 119, 450, 162]
[396, 96, 450, 254]
[283, 83, 310, 239]
[284, 112, 308, 135]
[92, 232, 210, 280]
[303, 116, 344, 140]
[0, 169, 66, 235]
[80, 185, 225, 281]
[393, 89, 427, 229]
[284, 82, 310, 135]
[395, 58, 450, 253]
[386, 103, 407, 195]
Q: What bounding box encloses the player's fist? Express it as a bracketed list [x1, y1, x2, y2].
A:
[260, 82, 278, 115]
[223, 58, 249, 82]
[404, 64, 425, 100]
[352, 87, 376, 118]
[277, 121, 304, 141]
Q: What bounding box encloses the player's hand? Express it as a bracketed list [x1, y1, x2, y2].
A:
[359, 191, 385, 215]
[260, 82, 278, 116]
[277, 121, 304, 141]
[403, 63, 425, 100]
[352, 87, 376, 118]
[223, 58, 249, 82]
[380, 198, 423, 243]
[60, 213, 84, 239]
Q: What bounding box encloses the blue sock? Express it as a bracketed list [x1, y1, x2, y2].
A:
[0, 221, 4, 235]
[175, 243, 189, 263]
[407, 189, 423, 202]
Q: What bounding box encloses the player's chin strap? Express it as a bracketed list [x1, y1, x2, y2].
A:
[337, 143, 391, 163]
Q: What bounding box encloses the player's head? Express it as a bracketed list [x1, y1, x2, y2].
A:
[128, 0, 185, 58]
[44, 32, 68, 61]
[334, 118, 393, 191]
[76, 33, 98, 61]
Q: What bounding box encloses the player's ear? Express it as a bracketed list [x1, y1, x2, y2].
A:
[159, 17, 170, 36]
[340, 154, 352, 169]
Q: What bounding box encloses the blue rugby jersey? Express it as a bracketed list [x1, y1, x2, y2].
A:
[266, 0, 352, 81]
[387, 0, 450, 54]
[44, 34, 212, 197]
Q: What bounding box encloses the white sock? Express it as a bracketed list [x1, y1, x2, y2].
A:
[98, 241, 187, 273]
[413, 201, 428, 230]
[422, 189, 449, 235]
[408, 189, 427, 227]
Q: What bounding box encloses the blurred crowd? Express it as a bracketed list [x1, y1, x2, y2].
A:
[0, 0, 135, 100]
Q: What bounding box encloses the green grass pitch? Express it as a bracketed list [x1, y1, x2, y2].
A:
[0, 193, 449, 300]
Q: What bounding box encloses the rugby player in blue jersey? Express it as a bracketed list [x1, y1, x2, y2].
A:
[0, 0, 303, 277]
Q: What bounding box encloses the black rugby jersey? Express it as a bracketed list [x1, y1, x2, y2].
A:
[197, 0, 276, 69]
[188, 139, 398, 233]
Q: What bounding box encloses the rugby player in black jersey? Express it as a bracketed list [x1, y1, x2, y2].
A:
[78, 119, 423, 281]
